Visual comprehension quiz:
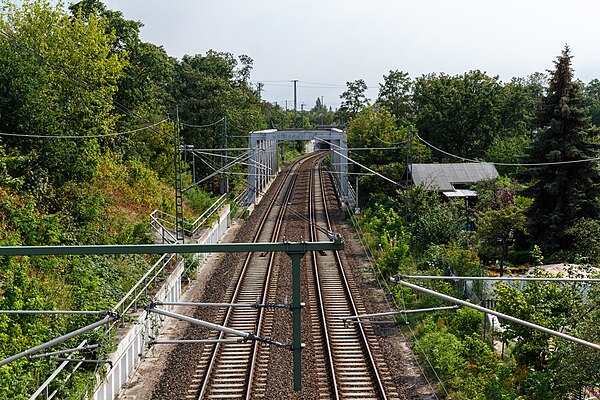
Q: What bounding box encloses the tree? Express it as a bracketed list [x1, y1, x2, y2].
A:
[413, 71, 535, 162]
[523, 46, 600, 254]
[171, 51, 265, 193]
[376, 69, 413, 124]
[337, 79, 369, 124]
[69, 0, 175, 179]
[344, 105, 428, 198]
[406, 186, 465, 255]
[0, 0, 126, 187]
[477, 205, 526, 276]
[309, 97, 335, 126]
[584, 78, 600, 126]
[475, 179, 528, 275]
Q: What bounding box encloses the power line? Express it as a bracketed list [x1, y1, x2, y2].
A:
[0, 26, 167, 139]
[299, 80, 346, 88]
[330, 149, 405, 188]
[0, 119, 168, 139]
[397, 268, 447, 399]
[416, 133, 600, 166]
[180, 117, 225, 129]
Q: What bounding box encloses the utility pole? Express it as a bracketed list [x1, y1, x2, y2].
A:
[174, 106, 185, 243]
[301, 103, 305, 129]
[256, 82, 264, 100]
[292, 80, 298, 128]
[405, 126, 413, 225]
[220, 115, 228, 194]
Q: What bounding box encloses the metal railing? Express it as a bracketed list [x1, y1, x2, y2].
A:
[31, 194, 230, 399]
[28, 340, 88, 400]
[108, 253, 177, 331]
[150, 210, 178, 244]
[185, 193, 228, 237]
[150, 193, 228, 241]
[30, 251, 178, 399]
[232, 189, 248, 206]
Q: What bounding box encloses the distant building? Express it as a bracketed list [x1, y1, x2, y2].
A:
[410, 163, 499, 200]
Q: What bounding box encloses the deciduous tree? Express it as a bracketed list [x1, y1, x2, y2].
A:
[376, 69, 413, 124]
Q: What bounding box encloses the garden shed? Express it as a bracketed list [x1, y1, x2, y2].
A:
[410, 162, 499, 200]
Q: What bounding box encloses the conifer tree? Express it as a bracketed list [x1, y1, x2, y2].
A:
[524, 46, 600, 253]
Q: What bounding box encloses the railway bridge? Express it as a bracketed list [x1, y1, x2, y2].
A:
[247, 128, 350, 206]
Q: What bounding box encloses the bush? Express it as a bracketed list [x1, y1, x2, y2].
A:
[185, 187, 217, 213]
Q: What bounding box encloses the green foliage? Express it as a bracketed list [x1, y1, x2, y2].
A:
[584, 78, 600, 127]
[476, 205, 526, 273]
[308, 97, 336, 126]
[336, 79, 369, 123]
[493, 270, 599, 399]
[566, 217, 600, 264]
[185, 186, 217, 213]
[0, 0, 126, 186]
[67, 255, 149, 311]
[523, 46, 600, 254]
[421, 243, 483, 277]
[345, 105, 431, 201]
[413, 70, 536, 161]
[362, 198, 410, 275]
[415, 315, 506, 399]
[376, 70, 413, 123]
[281, 141, 304, 164]
[407, 187, 465, 255]
[448, 307, 484, 338]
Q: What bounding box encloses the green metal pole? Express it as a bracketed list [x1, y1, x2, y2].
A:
[0, 241, 343, 256]
[288, 252, 304, 391]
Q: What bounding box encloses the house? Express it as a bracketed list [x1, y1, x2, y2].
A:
[410, 163, 499, 201]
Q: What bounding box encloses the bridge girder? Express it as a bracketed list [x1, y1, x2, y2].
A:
[248, 129, 349, 206]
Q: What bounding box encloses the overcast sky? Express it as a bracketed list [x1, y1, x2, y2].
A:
[103, 0, 600, 109]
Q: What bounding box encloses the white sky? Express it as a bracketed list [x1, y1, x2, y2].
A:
[103, 0, 600, 109]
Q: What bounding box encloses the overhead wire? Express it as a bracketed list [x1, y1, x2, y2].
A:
[298, 80, 346, 88]
[0, 26, 169, 140]
[180, 117, 224, 128]
[398, 283, 448, 399]
[341, 187, 443, 398]
[0, 119, 168, 139]
[417, 133, 600, 166]
[375, 135, 408, 146]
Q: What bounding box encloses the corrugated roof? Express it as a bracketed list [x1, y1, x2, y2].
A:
[411, 163, 499, 191]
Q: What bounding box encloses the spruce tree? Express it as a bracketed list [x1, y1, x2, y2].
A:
[524, 46, 600, 254]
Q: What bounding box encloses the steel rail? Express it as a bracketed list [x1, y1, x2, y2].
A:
[317, 162, 387, 399]
[310, 159, 389, 399]
[196, 159, 291, 399]
[242, 154, 300, 399]
[309, 156, 340, 399]
[196, 153, 321, 399]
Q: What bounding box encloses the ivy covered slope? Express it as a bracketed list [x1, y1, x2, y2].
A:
[0, 1, 173, 398]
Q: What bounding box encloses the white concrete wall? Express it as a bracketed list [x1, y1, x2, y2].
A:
[94, 205, 231, 400]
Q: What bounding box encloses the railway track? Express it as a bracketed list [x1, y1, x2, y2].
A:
[189, 153, 322, 399]
[178, 152, 399, 399]
[306, 158, 400, 400]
